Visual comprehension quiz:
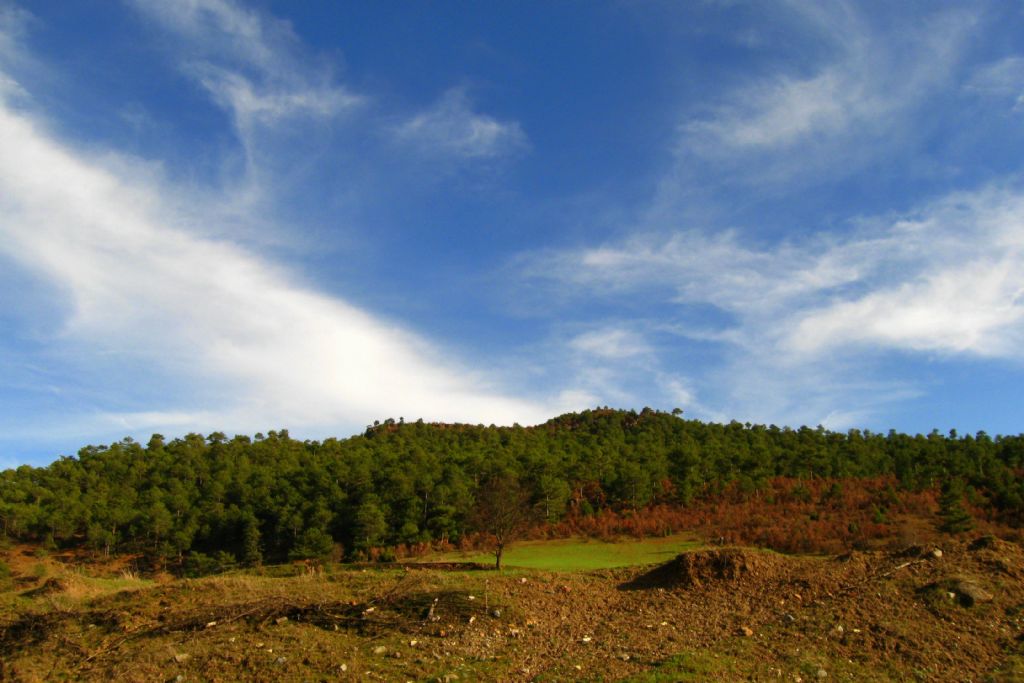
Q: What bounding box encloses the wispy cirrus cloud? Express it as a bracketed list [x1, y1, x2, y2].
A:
[534, 183, 1024, 358]
[521, 180, 1024, 427]
[0, 5, 565, 458]
[569, 327, 651, 360]
[394, 88, 528, 160]
[507, 1, 1008, 429]
[967, 56, 1024, 112]
[787, 187, 1024, 357]
[0, 83, 554, 438]
[130, 0, 365, 166]
[677, 2, 976, 185]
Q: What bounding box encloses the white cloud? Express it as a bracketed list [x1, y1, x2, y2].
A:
[685, 67, 871, 153]
[130, 0, 364, 160]
[522, 181, 1024, 426]
[678, 3, 975, 181]
[0, 4, 30, 60]
[538, 184, 1024, 359]
[967, 56, 1024, 112]
[394, 88, 528, 160]
[0, 82, 555, 438]
[569, 327, 651, 359]
[192, 64, 362, 128]
[129, 0, 306, 77]
[787, 188, 1024, 357]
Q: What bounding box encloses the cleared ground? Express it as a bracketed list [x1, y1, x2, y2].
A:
[2, 535, 1024, 682]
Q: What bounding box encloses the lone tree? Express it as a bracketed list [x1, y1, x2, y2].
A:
[938, 478, 974, 534]
[470, 473, 536, 571]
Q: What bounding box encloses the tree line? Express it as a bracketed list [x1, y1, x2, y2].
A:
[1, 408, 1022, 568]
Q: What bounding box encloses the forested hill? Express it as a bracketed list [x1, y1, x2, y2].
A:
[2, 408, 1023, 565]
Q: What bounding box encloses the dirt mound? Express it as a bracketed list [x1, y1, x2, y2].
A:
[622, 548, 778, 589]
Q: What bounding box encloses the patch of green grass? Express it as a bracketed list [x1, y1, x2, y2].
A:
[418, 534, 704, 572]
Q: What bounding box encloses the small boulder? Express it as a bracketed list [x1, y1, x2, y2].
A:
[955, 580, 993, 607]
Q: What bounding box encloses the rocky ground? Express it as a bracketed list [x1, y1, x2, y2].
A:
[2, 536, 1023, 681]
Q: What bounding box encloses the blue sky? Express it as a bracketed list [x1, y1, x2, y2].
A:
[3, 1, 1024, 468]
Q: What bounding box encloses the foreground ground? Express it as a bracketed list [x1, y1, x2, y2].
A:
[2, 535, 1024, 682]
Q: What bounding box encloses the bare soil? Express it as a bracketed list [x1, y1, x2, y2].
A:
[2, 536, 1024, 681]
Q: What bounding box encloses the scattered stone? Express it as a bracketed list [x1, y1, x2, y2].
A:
[816, 668, 828, 679]
[832, 625, 844, 635]
[275, 616, 289, 625]
[740, 626, 754, 637]
[783, 613, 796, 624]
[491, 609, 502, 618]
[275, 657, 287, 665]
[173, 653, 190, 664]
[929, 549, 943, 560]
[519, 577, 528, 584]
[619, 653, 631, 661]
[581, 635, 592, 643]
[205, 620, 217, 628]
[339, 664, 348, 672]
[175, 676, 185, 683]
[373, 646, 387, 655]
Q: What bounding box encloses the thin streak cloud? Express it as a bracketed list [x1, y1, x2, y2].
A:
[0, 81, 552, 438]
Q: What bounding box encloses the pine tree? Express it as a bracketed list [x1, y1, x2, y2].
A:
[241, 516, 262, 568]
[938, 479, 973, 533]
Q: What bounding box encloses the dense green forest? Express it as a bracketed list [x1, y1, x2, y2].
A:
[1, 408, 1022, 568]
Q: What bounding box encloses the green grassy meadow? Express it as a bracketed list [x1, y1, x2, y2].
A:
[416, 534, 704, 571]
